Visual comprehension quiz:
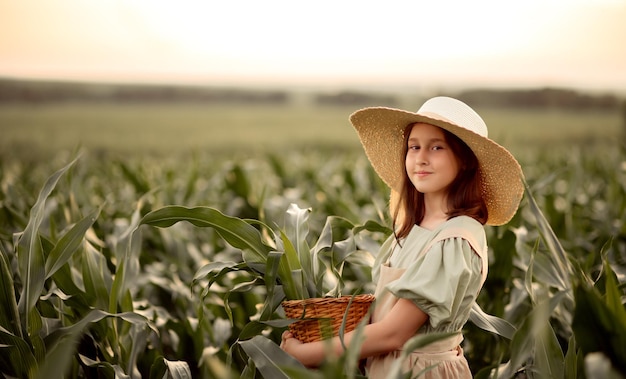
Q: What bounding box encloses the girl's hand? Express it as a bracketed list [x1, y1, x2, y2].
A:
[280, 330, 302, 354]
[281, 330, 319, 367]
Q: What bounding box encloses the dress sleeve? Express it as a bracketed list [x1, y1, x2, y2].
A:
[385, 237, 483, 329]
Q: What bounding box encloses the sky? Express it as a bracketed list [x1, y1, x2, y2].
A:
[1, 0, 625, 92]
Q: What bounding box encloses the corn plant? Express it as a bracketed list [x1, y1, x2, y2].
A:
[0, 157, 193, 378]
[1, 140, 625, 378]
[140, 199, 537, 379]
[137, 202, 389, 376]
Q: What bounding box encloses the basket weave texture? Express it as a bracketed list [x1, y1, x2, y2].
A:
[282, 294, 375, 343]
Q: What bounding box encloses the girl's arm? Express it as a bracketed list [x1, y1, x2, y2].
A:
[281, 298, 428, 367]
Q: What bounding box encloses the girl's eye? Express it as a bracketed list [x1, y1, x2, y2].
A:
[432, 145, 443, 151]
[409, 145, 420, 150]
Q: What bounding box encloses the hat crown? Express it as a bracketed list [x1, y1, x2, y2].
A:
[418, 96, 488, 137]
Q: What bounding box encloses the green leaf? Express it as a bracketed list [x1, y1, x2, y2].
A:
[238, 321, 269, 341]
[602, 257, 626, 326]
[45, 207, 100, 278]
[0, 325, 37, 378]
[523, 179, 572, 290]
[17, 156, 79, 330]
[469, 302, 516, 340]
[501, 292, 568, 378]
[563, 335, 583, 379]
[192, 261, 249, 299]
[0, 248, 22, 337]
[193, 261, 242, 282]
[78, 354, 117, 378]
[36, 309, 153, 379]
[284, 203, 311, 256]
[163, 359, 192, 379]
[50, 262, 84, 297]
[283, 204, 312, 295]
[141, 205, 272, 262]
[238, 335, 306, 379]
[278, 233, 307, 300]
[352, 219, 392, 236]
[224, 278, 259, 325]
[572, 282, 626, 374]
[260, 251, 285, 319]
[534, 321, 564, 379]
[82, 240, 112, 310]
[312, 216, 359, 297]
[325, 238, 357, 297]
[109, 202, 143, 313]
[339, 296, 370, 377]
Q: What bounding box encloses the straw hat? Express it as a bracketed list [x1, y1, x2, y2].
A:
[349, 96, 524, 226]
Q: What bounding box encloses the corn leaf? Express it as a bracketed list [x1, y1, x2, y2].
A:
[260, 251, 284, 320]
[45, 207, 100, 279]
[339, 297, 369, 377]
[149, 356, 192, 379]
[193, 260, 241, 282]
[82, 240, 112, 310]
[77, 355, 122, 377]
[0, 248, 21, 337]
[17, 156, 78, 324]
[110, 202, 143, 313]
[0, 325, 37, 378]
[312, 216, 358, 297]
[500, 291, 568, 378]
[238, 335, 306, 379]
[193, 261, 248, 299]
[49, 261, 84, 297]
[284, 204, 311, 269]
[163, 359, 192, 379]
[563, 335, 583, 379]
[602, 257, 626, 326]
[283, 204, 312, 297]
[140, 205, 272, 262]
[534, 321, 565, 379]
[36, 309, 153, 379]
[352, 219, 392, 236]
[224, 278, 260, 325]
[469, 302, 516, 340]
[523, 179, 572, 290]
[279, 232, 307, 299]
[572, 282, 626, 374]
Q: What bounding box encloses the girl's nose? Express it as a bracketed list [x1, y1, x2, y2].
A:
[415, 150, 428, 165]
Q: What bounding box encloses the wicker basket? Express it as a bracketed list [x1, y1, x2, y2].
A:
[282, 294, 375, 343]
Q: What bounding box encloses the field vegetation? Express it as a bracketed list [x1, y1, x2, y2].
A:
[0, 80, 625, 378]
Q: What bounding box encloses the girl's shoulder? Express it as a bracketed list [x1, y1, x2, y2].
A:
[442, 215, 484, 233]
[432, 215, 486, 248]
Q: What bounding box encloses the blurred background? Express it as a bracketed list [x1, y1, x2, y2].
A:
[1, 0, 625, 160]
[2, 2, 626, 377]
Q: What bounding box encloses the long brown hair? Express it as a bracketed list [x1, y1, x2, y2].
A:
[393, 123, 488, 239]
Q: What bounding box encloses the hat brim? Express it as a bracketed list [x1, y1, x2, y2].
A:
[349, 107, 524, 226]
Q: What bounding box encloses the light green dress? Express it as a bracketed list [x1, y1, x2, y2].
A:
[366, 216, 488, 379]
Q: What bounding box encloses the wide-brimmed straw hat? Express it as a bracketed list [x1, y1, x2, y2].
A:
[349, 96, 524, 226]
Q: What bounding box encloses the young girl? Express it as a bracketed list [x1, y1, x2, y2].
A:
[281, 96, 524, 378]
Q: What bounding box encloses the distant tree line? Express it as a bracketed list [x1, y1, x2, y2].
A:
[314, 91, 398, 107]
[0, 78, 621, 111]
[0, 79, 288, 105]
[455, 87, 620, 110]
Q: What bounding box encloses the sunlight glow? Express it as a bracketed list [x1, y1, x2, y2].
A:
[1, 0, 625, 90]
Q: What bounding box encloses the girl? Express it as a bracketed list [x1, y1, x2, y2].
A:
[281, 96, 524, 378]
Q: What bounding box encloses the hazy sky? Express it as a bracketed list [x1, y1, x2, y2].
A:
[1, 0, 625, 91]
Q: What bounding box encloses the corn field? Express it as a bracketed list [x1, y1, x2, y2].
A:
[1, 135, 625, 378]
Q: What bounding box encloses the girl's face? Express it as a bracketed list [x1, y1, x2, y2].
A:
[405, 123, 460, 197]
